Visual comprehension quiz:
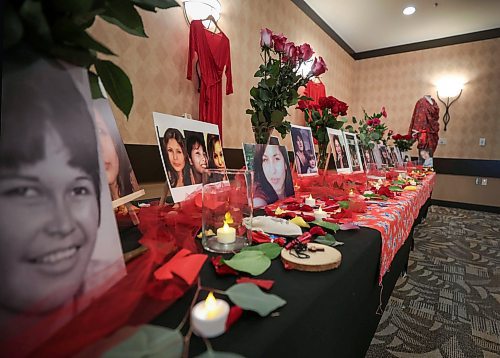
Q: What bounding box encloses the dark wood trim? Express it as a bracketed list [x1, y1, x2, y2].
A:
[291, 0, 500, 60]
[291, 0, 355, 57]
[433, 158, 500, 178]
[431, 199, 500, 214]
[354, 28, 500, 60]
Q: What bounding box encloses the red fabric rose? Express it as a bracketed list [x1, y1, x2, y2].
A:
[225, 306, 243, 331]
[318, 96, 329, 110]
[260, 28, 272, 48]
[211, 256, 238, 276]
[272, 34, 287, 52]
[310, 56, 327, 76]
[301, 214, 316, 222]
[298, 43, 314, 61]
[367, 119, 373, 126]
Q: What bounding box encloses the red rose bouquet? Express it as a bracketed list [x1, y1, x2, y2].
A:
[345, 107, 388, 149]
[247, 28, 328, 144]
[392, 133, 417, 152]
[297, 95, 348, 168]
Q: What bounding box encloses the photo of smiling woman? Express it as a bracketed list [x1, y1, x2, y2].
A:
[252, 144, 295, 207]
[0, 57, 125, 351]
[93, 99, 140, 200]
[185, 130, 208, 184]
[162, 128, 194, 188]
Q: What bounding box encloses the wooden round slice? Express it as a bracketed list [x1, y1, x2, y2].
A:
[281, 243, 342, 272]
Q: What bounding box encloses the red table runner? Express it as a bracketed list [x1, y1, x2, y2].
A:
[355, 173, 436, 284]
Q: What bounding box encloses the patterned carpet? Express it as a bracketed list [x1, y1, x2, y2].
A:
[366, 206, 500, 358]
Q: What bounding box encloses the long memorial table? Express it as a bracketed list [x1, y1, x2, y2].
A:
[129, 174, 435, 357]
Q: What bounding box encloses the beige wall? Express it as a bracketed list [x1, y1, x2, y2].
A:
[89, 0, 355, 148]
[90, 2, 499, 206]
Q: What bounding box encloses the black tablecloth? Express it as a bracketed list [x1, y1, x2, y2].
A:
[120, 199, 430, 357]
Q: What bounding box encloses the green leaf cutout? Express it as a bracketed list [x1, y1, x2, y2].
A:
[103, 325, 183, 358]
[95, 59, 133, 117]
[393, 180, 406, 185]
[311, 220, 340, 233]
[195, 350, 245, 358]
[223, 251, 271, 276]
[314, 234, 344, 247]
[389, 186, 403, 192]
[242, 243, 281, 260]
[224, 283, 286, 316]
[338, 201, 350, 209]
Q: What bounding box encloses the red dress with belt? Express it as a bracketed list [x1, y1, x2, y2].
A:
[304, 80, 326, 105]
[187, 20, 233, 139]
[408, 97, 440, 152]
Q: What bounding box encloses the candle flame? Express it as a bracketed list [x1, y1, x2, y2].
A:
[224, 211, 234, 224]
[222, 221, 230, 230]
[205, 292, 218, 318]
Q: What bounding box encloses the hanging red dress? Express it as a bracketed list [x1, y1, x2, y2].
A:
[187, 20, 233, 139]
[304, 80, 326, 105]
[408, 96, 440, 153]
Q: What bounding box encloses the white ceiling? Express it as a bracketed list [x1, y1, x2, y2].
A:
[304, 0, 500, 53]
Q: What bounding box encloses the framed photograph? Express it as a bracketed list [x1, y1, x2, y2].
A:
[1, 59, 126, 352]
[153, 112, 225, 203]
[327, 128, 352, 173]
[290, 125, 318, 176]
[243, 144, 295, 208]
[418, 148, 434, 167]
[393, 146, 404, 165]
[360, 145, 377, 170]
[344, 132, 364, 172]
[378, 144, 392, 166]
[93, 98, 142, 202]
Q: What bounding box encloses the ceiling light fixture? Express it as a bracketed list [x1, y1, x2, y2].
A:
[403, 6, 416, 15]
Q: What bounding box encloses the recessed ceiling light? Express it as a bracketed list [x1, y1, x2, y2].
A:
[403, 6, 416, 15]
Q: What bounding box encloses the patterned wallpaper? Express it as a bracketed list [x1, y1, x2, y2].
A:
[352, 38, 500, 160]
[89, 0, 355, 149]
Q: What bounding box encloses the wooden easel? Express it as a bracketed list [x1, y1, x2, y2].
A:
[112, 189, 145, 225]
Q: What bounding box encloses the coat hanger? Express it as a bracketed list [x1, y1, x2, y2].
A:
[202, 14, 222, 34]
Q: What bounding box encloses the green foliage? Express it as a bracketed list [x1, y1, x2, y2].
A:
[5, 0, 179, 118]
[223, 251, 271, 276]
[242, 243, 281, 260]
[224, 283, 287, 316]
[347, 108, 389, 148]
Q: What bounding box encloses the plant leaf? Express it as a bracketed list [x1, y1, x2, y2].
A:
[88, 70, 104, 99]
[95, 59, 133, 117]
[314, 234, 344, 247]
[270, 110, 284, 125]
[132, 0, 179, 10]
[100, 0, 147, 37]
[242, 243, 281, 260]
[103, 325, 183, 358]
[311, 220, 340, 233]
[224, 283, 286, 316]
[19, 0, 52, 44]
[223, 251, 271, 276]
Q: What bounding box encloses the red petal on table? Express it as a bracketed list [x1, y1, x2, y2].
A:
[286, 204, 301, 211]
[310, 226, 326, 236]
[335, 195, 349, 202]
[154, 249, 207, 285]
[277, 212, 296, 219]
[251, 231, 272, 244]
[349, 200, 367, 213]
[225, 306, 243, 331]
[211, 256, 238, 276]
[264, 206, 276, 216]
[301, 214, 316, 222]
[300, 204, 314, 212]
[274, 237, 286, 247]
[332, 209, 353, 220]
[323, 217, 340, 223]
[339, 222, 360, 230]
[236, 277, 275, 290]
[283, 197, 299, 204]
[323, 205, 339, 212]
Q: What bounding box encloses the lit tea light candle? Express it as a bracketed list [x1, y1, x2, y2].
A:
[349, 189, 355, 197]
[191, 292, 230, 338]
[216, 219, 236, 244]
[304, 194, 316, 207]
[314, 206, 328, 221]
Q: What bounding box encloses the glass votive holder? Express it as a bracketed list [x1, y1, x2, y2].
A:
[202, 169, 254, 253]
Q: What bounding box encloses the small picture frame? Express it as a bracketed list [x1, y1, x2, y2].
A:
[418, 148, 434, 167]
[343, 132, 364, 172]
[377, 144, 392, 167]
[290, 124, 318, 176]
[327, 128, 352, 173]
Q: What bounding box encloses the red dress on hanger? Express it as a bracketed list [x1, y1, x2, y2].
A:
[187, 20, 233, 139]
[408, 96, 440, 152]
[304, 80, 326, 106]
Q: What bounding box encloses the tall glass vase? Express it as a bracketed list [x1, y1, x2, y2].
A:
[252, 126, 274, 145]
[317, 141, 329, 170]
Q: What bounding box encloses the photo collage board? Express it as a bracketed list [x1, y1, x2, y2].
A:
[153, 112, 227, 203]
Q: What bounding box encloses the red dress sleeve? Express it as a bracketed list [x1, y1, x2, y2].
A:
[225, 42, 233, 95]
[187, 21, 197, 80]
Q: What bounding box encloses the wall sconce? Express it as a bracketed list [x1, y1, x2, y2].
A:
[183, 0, 221, 29]
[436, 77, 464, 131]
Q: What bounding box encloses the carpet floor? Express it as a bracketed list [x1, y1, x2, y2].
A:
[366, 206, 500, 358]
